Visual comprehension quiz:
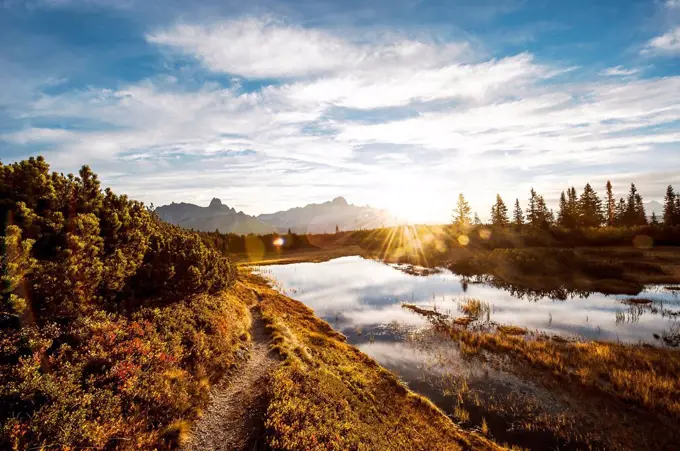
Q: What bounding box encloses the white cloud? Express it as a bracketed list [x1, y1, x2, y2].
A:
[272, 53, 552, 110]
[643, 27, 680, 55]
[1, 127, 79, 144]
[599, 65, 641, 77]
[147, 18, 471, 79]
[335, 76, 680, 171]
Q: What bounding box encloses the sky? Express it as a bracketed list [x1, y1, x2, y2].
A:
[1, 0, 680, 223]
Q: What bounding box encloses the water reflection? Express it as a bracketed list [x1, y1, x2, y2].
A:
[258, 256, 679, 346]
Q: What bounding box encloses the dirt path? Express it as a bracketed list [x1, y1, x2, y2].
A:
[183, 304, 279, 451]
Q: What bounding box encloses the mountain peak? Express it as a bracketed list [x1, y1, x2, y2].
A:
[209, 198, 223, 209]
[331, 196, 348, 206]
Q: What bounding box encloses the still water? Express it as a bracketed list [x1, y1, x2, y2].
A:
[258, 255, 679, 346]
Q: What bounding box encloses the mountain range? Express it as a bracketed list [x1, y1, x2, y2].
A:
[155, 197, 398, 235]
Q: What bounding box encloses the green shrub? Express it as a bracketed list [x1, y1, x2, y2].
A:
[0, 157, 247, 449]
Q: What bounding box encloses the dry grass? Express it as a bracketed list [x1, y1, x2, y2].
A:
[406, 304, 680, 421]
[496, 325, 527, 335]
[458, 299, 490, 320]
[240, 272, 509, 451]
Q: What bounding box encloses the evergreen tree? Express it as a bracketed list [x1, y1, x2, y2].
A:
[623, 184, 647, 226]
[558, 191, 568, 227]
[526, 189, 552, 228]
[605, 181, 615, 226]
[578, 183, 604, 227]
[676, 196, 680, 225]
[512, 198, 524, 227]
[651, 211, 659, 226]
[663, 185, 676, 226]
[635, 193, 647, 225]
[473, 213, 482, 225]
[526, 188, 538, 226]
[452, 193, 472, 227]
[567, 187, 579, 227]
[557, 187, 579, 228]
[615, 198, 627, 226]
[539, 195, 553, 227]
[490, 195, 509, 227]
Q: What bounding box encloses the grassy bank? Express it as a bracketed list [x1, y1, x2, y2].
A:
[403, 303, 680, 421]
[240, 272, 510, 451]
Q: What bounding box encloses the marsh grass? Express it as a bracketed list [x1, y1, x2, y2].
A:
[496, 325, 527, 336]
[241, 273, 508, 451]
[405, 304, 680, 421]
[458, 299, 491, 321]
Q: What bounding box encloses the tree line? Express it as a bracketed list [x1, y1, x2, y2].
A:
[453, 181, 680, 229]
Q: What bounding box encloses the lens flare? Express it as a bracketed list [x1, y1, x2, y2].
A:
[478, 228, 492, 240]
[457, 235, 470, 246]
[273, 237, 285, 247]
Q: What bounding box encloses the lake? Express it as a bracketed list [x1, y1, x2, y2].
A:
[257, 255, 679, 347]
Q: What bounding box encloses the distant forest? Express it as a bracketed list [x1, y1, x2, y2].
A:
[455, 182, 679, 228]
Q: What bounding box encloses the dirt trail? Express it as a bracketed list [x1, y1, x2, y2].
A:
[183, 303, 278, 451]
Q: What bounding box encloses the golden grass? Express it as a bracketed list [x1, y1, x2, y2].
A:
[406, 305, 680, 420]
[458, 299, 490, 320]
[240, 273, 508, 451]
[496, 325, 527, 336]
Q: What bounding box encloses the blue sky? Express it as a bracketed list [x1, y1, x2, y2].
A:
[1, 0, 680, 222]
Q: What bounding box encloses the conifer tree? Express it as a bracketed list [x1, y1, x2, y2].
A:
[540, 196, 553, 227]
[663, 185, 676, 226]
[452, 193, 472, 227]
[651, 211, 659, 226]
[473, 213, 482, 225]
[558, 191, 568, 227]
[605, 181, 615, 226]
[578, 183, 604, 227]
[524, 189, 552, 228]
[512, 199, 524, 227]
[567, 187, 579, 226]
[490, 195, 509, 227]
[635, 192, 647, 225]
[623, 183, 639, 226]
[526, 188, 538, 226]
[615, 198, 627, 226]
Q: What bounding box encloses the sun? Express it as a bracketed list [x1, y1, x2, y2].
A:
[377, 185, 440, 224]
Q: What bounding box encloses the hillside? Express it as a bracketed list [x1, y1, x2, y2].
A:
[257, 196, 398, 233]
[156, 196, 398, 235]
[156, 198, 275, 234]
